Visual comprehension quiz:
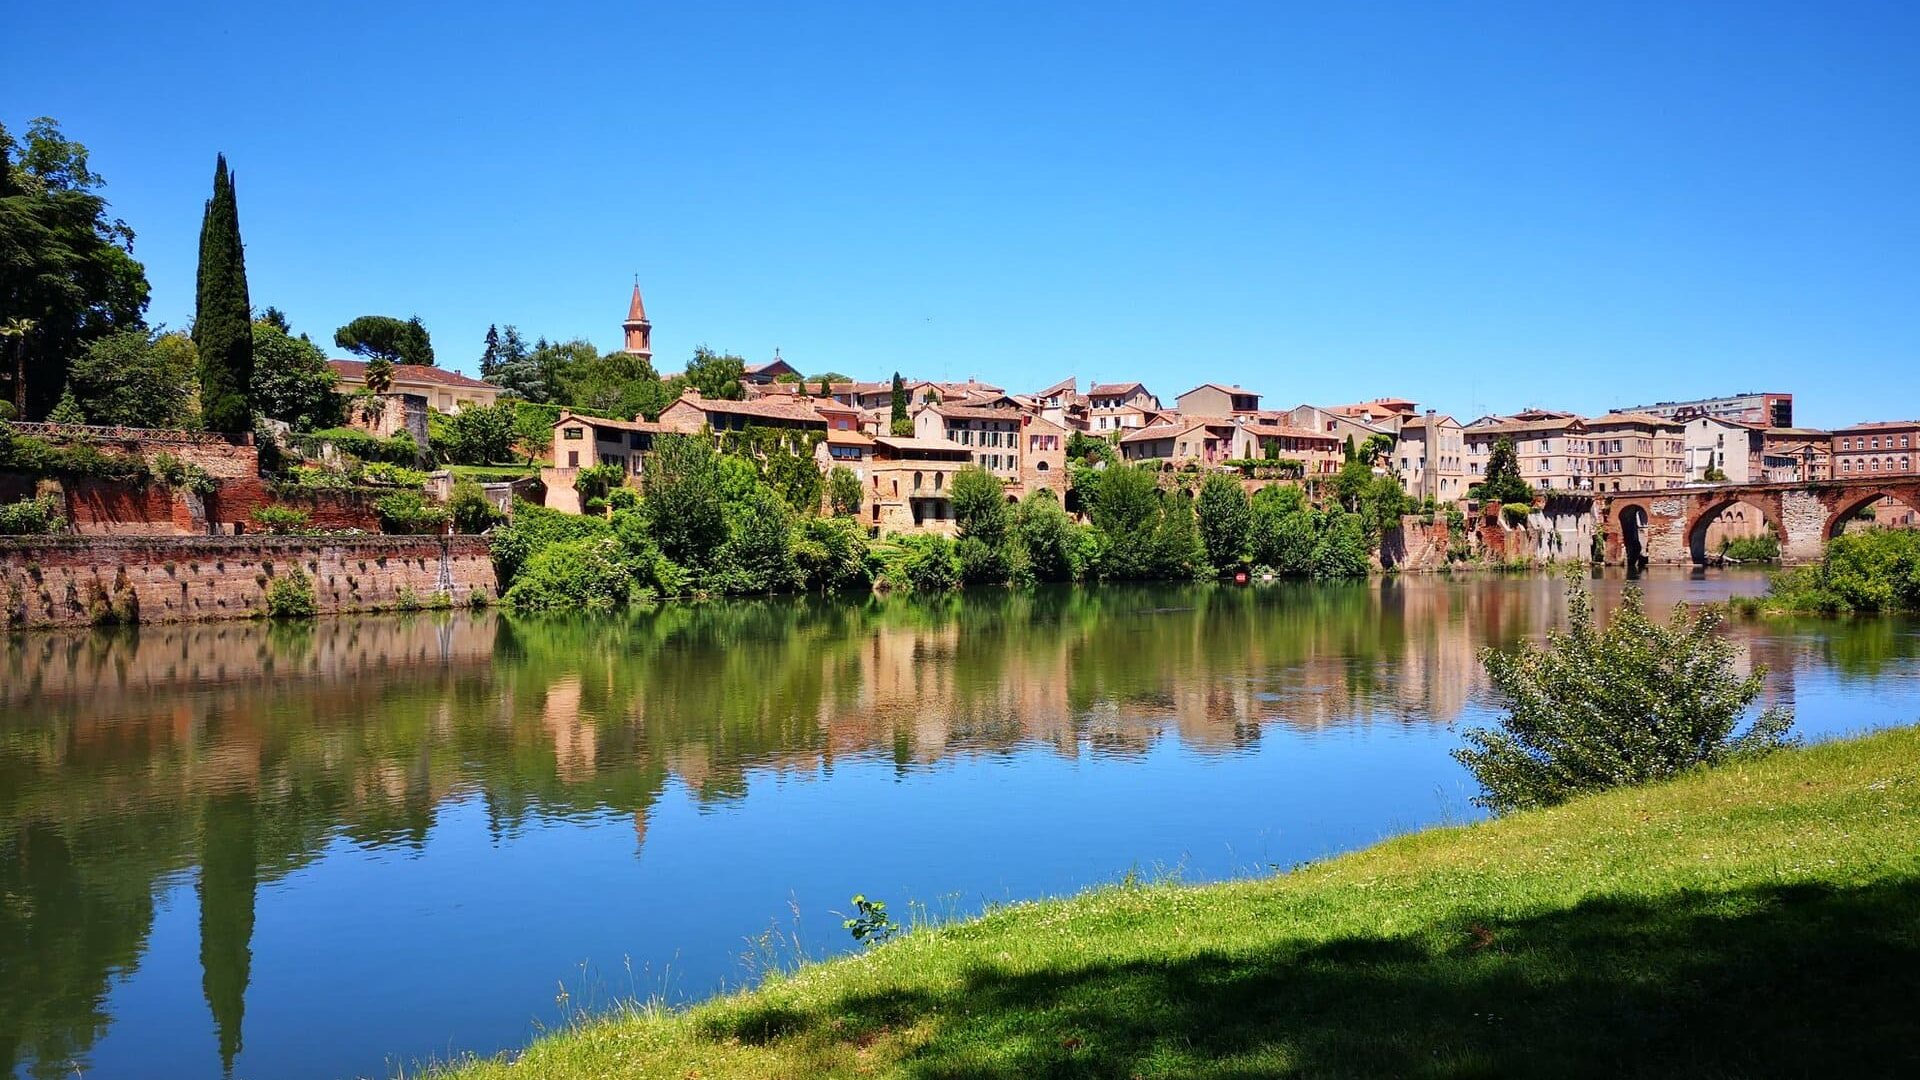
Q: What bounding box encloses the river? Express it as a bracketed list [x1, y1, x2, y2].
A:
[4, 570, 1918, 1079]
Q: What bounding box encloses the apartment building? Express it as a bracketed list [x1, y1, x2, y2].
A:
[1117, 419, 1246, 466]
[1833, 421, 1920, 479]
[1394, 413, 1467, 501]
[911, 403, 1026, 486]
[1760, 428, 1832, 482]
[1463, 416, 1593, 492]
[1086, 382, 1159, 433]
[1611, 391, 1793, 429]
[1682, 416, 1764, 484]
[1584, 413, 1687, 491]
[1240, 422, 1345, 476]
[865, 436, 974, 534]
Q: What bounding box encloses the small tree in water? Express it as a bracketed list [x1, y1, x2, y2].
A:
[1454, 578, 1794, 813]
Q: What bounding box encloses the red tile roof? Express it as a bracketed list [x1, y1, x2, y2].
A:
[1088, 382, 1146, 397]
[328, 360, 496, 391]
[669, 393, 829, 424]
[553, 410, 669, 434]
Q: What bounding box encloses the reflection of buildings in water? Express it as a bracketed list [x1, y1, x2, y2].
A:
[541, 675, 600, 783]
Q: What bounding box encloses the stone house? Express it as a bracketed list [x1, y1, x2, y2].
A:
[864, 436, 973, 534]
[542, 411, 670, 512]
[328, 360, 501, 414]
[657, 390, 830, 437]
[1760, 428, 1832, 482]
[1175, 383, 1262, 417]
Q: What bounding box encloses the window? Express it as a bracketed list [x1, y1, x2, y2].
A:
[563, 427, 584, 440]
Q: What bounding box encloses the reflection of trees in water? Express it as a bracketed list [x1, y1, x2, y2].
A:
[3, 578, 1876, 1077]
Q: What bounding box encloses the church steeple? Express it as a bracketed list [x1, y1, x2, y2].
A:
[621, 278, 652, 361]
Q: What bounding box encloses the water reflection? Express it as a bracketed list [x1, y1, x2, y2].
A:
[2, 573, 1915, 1079]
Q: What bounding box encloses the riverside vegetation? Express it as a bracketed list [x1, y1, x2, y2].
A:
[1748, 528, 1920, 615]
[432, 580, 1873, 1079]
[489, 435, 1418, 610]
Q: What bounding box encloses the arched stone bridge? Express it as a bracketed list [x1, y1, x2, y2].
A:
[1595, 477, 1920, 566]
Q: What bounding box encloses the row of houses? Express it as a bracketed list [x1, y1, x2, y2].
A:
[541, 369, 1920, 534]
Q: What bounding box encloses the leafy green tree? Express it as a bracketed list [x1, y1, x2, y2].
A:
[1310, 508, 1371, 579]
[258, 306, 290, 332]
[442, 402, 518, 464]
[827, 465, 863, 517]
[951, 466, 1013, 583]
[1475, 435, 1534, 505]
[685, 346, 745, 400]
[481, 325, 550, 398]
[762, 443, 824, 514]
[792, 514, 873, 592]
[890, 417, 914, 437]
[640, 434, 729, 575]
[69, 327, 193, 427]
[889, 372, 907, 426]
[1456, 579, 1795, 813]
[1085, 465, 1164, 579]
[1357, 472, 1413, 543]
[1195, 472, 1251, 575]
[333, 314, 433, 366]
[250, 319, 342, 431]
[0, 118, 151, 418]
[1332, 455, 1374, 510]
[1249, 484, 1317, 575]
[511, 401, 560, 464]
[1013, 489, 1084, 582]
[885, 533, 959, 592]
[714, 484, 798, 594]
[193, 154, 254, 433]
[1151, 493, 1208, 579]
[448, 479, 503, 533]
[1358, 432, 1395, 465]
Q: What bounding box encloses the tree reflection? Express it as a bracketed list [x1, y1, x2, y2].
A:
[0, 575, 1866, 1077]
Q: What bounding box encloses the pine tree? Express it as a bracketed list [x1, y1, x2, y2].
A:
[194, 155, 254, 433]
[479, 324, 502, 378]
[47, 382, 85, 424]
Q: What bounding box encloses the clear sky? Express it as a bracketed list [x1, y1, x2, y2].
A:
[6, 1, 1916, 427]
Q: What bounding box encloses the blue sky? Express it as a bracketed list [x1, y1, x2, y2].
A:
[6, 1, 1916, 427]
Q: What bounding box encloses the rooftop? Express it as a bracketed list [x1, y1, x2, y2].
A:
[328, 360, 496, 391]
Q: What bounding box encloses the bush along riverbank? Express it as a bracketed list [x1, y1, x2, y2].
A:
[430, 581, 1919, 1080]
[488, 435, 1410, 610]
[438, 722, 1919, 1079]
[1739, 528, 1920, 615]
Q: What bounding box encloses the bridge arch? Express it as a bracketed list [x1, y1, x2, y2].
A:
[1825, 486, 1920, 539]
[1614, 500, 1651, 571]
[1686, 494, 1784, 565]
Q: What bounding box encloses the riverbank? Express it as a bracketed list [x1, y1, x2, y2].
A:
[439, 724, 1920, 1079]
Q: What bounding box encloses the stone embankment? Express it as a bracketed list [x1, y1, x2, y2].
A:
[1, 535, 496, 629]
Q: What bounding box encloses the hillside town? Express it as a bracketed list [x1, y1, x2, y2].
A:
[399, 281, 1908, 534]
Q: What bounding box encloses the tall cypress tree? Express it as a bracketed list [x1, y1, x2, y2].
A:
[194, 155, 254, 433]
[890, 371, 906, 423]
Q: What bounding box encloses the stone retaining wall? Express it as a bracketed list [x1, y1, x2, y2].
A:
[1, 535, 496, 629]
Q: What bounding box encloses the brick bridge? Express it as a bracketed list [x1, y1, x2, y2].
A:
[1594, 477, 1920, 566]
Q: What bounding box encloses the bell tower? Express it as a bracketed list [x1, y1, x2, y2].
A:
[621, 278, 652, 361]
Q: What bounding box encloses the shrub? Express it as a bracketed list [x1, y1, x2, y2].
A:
[1309, 509, 1370, 579]
[0, 494, 66, 535]
[448, 480, 502, 534]
[883, 533, 959, 593]
[359, 462, 429, 488]
[606, 486, 640, 512]
[502, 536, 644, 611]
[250, 505, 311, 534]
[490, 498, 610, 586]
[1501, 502, 1533, 527]
[1013, 490, 1085, 582]
[374, 491, 451, 534]
[264, 570, 319, 618]
[1718, 533, 1781, 563]
[793, 514, 874, 592]
[1454, 578, 1795, 813]
[1766, 529, 1920, 614]
[149, 453, 218, 495]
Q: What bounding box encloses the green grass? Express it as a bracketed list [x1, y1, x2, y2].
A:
[439, 727, 1920, 1078]
[448, 464, 543, 482]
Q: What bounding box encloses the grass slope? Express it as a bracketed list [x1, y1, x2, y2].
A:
[443, 727, 1920, 1078]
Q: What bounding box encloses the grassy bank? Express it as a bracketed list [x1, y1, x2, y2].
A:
[442, 727, 1920, 1078]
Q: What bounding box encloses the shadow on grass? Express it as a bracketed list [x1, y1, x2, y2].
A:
[698, 877, 1920, 1078]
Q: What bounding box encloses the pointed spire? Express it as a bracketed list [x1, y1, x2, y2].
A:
[626, 279, 647, 323]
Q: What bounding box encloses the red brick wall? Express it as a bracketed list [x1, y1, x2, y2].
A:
[0, 535, 496, 628]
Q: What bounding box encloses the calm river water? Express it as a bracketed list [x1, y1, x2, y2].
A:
[5, 570, 1919, 1079]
